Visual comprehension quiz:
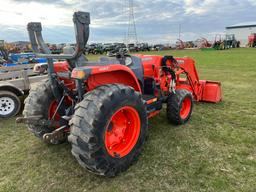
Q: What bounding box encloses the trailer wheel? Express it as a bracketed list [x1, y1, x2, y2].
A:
[167, 89, 193, 125]
[0, 91, 21, 118]
[68, 84, 148, 177]
[23, 80, 66, 144]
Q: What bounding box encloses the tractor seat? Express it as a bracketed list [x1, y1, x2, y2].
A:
[99, 57, 120, 65]
[63, 46, 120, 67]
[78, 57, 120, 67]
[99, 56, 144, 86]
[128, 56, 144, 86]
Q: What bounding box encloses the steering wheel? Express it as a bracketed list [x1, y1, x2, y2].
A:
[108, 48, 132, 66]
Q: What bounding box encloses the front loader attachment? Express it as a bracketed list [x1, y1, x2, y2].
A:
[200, 80, 222, 103]
[175, 57, 222, 103]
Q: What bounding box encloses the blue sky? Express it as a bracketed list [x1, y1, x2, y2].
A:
[0, 0, 256, 44]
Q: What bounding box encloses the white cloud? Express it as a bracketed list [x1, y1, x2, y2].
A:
[0, 0, 255, 43]
[184, 0, 218, 15]
[248, 0, 256, 6]
[0, 0, 73, 26]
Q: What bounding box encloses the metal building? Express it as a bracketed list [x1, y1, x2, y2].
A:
[226, 22, 256, 47]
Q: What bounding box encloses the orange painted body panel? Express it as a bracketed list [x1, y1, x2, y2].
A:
[140, 55, 162, 79]
[54, 62, 142, 92]
[53, 61, 69, 72]
[200, 80, 222, 103]
[53, 54, 222, 115]
[87, 70, 141, 92]
[88, 64, 142, 92]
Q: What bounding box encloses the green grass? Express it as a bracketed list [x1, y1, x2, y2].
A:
[0, 48, 256, 192]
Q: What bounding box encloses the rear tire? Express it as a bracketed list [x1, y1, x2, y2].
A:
[167, 89, 193, 125]
[68, 84, 148, 177]
[0, 91, 21, 118]
[23, 80, 66, 144]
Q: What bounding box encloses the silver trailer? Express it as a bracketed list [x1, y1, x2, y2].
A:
[0, 64, 47, 118]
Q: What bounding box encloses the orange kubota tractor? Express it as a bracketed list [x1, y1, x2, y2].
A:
[17, 12, 222, 177]
[248, 33, 256, 47]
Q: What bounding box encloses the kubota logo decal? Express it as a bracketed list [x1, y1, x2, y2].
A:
[142, 57, 153, 61]
[98, 67, 110, 71]
[176, 60, 185, 64]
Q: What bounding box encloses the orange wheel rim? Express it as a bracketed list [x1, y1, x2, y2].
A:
[180, 97, 192, 119]
[105, 106, 141, 158]
[48, 101, 61, 121]
[48, 97, 73, 122]
[48, 97, 72, 130]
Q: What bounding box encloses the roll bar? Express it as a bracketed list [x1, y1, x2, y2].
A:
[27, 11, 90, 60]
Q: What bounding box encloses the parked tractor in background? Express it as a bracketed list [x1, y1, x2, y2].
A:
[225, 34, 240, 48]
[103, 43, 115, 53]
[185, 41, 195, 48]
[153, 44, 164, 51]
[195, 38, 212, 48]
[17, 12, 222, 177]
[137, 43, 150, 51]
[113, 43, 127, 51]
[176, 39, 185, 49]
[248, 33, 256, 47]
[127, 43, 139, 52]
[212, 34, 227, 50]
[48, 44, 62, 54]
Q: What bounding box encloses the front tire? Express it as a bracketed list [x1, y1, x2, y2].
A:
[68, 84, 148, 177]
[167, 89, 193, 125]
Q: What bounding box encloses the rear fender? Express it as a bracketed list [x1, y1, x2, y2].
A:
[72, 65, 142, 93]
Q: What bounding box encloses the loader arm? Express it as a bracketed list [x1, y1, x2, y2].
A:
[175, 57, 201, 101]
[175, 57, 222, 103]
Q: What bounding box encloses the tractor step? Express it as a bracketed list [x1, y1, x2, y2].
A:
[143, 95, 162, 118]
[143, 95, 158, 104]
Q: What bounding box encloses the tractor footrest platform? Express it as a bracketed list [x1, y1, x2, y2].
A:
[143, 95, 158, 105]
[143, 95, 162, 117]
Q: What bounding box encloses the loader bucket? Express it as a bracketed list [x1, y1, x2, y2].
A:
[200, 80, 222, 103]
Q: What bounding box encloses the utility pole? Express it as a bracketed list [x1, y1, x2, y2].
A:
[178, 24, 181, 40]
[126, 0, 138, 45]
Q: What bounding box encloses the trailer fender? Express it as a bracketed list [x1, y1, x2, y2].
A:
[0, 83, 24, 97]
